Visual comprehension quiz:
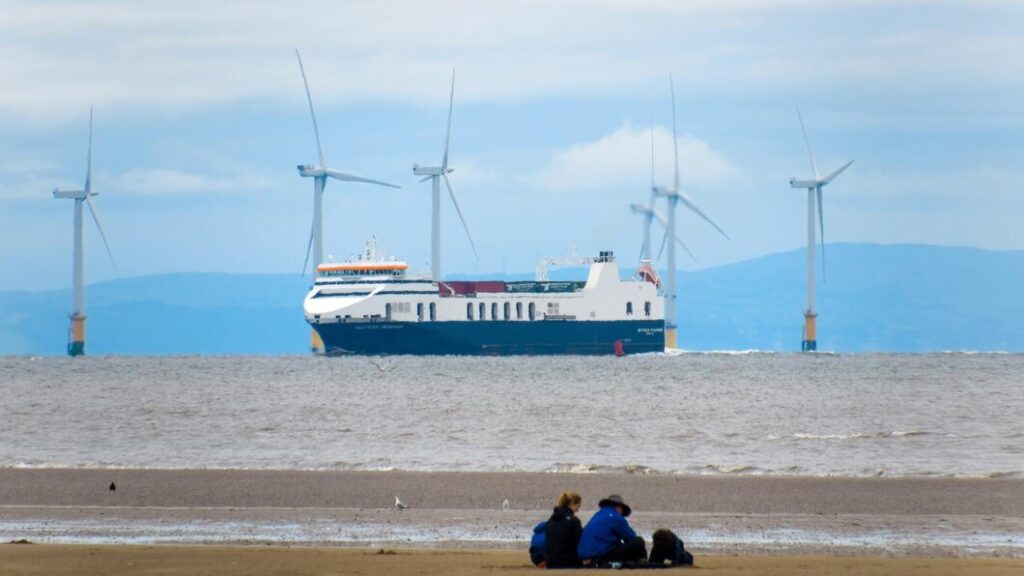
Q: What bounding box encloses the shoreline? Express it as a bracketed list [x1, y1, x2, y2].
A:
[1, 468, 1022, 557]
[2, 545, 1024, 576]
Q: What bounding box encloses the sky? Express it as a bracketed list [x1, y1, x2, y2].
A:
[1, 0, 1022, 291]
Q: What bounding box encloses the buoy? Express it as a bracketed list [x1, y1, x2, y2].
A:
[614, 340, 624, 357]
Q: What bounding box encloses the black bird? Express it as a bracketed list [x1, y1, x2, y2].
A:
[109, 482, 116, 492]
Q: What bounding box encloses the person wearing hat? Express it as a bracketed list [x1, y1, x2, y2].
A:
[577, 494, 647, 565]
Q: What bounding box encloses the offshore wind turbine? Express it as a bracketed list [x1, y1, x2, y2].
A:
[52, 106, 116, 356]
[413, 69, 479, 282]
[294, 49, 400, 353]
[652, 74, 730, 349]
[789, 109, 854, 352]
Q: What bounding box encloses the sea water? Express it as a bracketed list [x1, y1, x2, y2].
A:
[2, 353, 1022, 477]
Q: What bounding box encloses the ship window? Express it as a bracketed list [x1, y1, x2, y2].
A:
[385, 303, 393, 319]
[417, 302, 424, 321]
[479, 302, 486, 321]
[547, 302, 559, 316]
[467, 302, 474, 320]
[503, 302, 510, 320]
[626, 302, 633, 316]
[528, 302, 536, 321]
[430, 302, 436, 321]
[644, 301, 651, 317]
[491, 302, 498, 320]
[516, 302, 523, 320]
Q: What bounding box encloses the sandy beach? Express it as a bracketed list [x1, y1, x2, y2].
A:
[3, 545, 1024, 576]
[1, 468, 1022, 567]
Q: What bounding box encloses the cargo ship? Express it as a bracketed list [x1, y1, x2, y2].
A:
[303, 239, 665, 355]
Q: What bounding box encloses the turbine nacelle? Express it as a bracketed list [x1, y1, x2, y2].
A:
[412, 164, 451, 177]
[53, 189, 96, 200]
[789, 178, 820, 189]
[652, 185, 675, 199]
[629, 203, 652, 215]
[297, 164, 325, 177]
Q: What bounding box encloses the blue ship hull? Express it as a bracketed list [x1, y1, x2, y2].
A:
[313, 319, 665, 356]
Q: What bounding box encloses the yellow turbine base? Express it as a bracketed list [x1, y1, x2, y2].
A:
[665, 327, 677, 350]
[310, 329, 324, 355]
[804, 314, 817, 342]
[71, 316, 86, 342]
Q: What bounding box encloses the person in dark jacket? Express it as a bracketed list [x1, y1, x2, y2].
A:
[577, 494, 647, 565]
[649, 528, 694, 566]
[545, 491, 583, 568]
[529, 520, 548, 567]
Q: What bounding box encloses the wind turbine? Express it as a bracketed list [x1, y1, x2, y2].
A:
[632, 127, 696, 265]
[52, 106, 116, 357]
[652, 74, 730, 350]
[413, 69, 478, 282]
[294, 49, 400, 353]
[789, 109, 854, 352]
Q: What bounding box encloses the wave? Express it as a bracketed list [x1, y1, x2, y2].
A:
[5, 461, 1020, 479]
[770, 430, 932, 442]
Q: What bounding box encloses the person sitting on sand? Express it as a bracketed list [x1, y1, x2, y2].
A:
[577, 494, 647, 565]
[529, 519, 548, 568]
[648, 528, 693, 566]
[545, 491, 583, 568]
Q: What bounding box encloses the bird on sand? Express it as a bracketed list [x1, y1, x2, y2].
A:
[109, 482, 116, 492]
[394, 496, 408, 511]
[502, 499, 510, 511]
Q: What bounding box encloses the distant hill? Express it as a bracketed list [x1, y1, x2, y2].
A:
[1, 244, 1021, 355]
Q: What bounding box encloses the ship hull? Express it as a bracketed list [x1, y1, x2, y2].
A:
[314, 319, 664, 356]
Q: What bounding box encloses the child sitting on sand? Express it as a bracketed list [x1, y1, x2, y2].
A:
[648, 528, 694, 566]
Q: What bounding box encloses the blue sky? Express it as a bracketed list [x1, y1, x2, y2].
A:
[1, 0, 1022, 290]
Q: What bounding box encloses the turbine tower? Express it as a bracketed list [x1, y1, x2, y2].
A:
[652, 74, 730, 350]
[294, 49, 400, 353]
[413, 69, 478, 282]
[789, 109, 854, 352]
[52, 106, 116, 356]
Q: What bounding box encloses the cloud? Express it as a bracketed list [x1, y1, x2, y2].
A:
[1, 1, 1020, 124]
[115, 169, 271, 196]
[536, 122, 738, 193]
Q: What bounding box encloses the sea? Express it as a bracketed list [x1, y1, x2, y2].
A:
[3, 352, 1022, 478]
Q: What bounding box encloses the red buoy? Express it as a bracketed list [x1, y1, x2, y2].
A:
[614, 340, 624, 357]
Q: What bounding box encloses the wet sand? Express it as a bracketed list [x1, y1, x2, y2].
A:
[2, 545, 1024, 576]
[1, 468, 1022, 559]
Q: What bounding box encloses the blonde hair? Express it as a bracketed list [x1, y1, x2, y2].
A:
[556, 491, 582, 508]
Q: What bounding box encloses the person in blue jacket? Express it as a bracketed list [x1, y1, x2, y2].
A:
[529, 520, 548, 567]
[577, 494, 647, 565]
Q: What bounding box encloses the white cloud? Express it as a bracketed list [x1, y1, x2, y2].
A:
[115, 169, 271, 196]
[1, 1, 1020, 124]
[537, 122, 738, 193]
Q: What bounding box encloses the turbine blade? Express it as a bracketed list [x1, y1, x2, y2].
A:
[817, 186, 826, 283]
[649, 124, 655, 191]
[822, 159, 854, 185]
[674, 232, 697, 262]
[419, 174, 433, 183]
[676, 192, 731, 241]
[324, 169, 400, 188]
[301, 219, 314, 276]
[656, 230, 668, 262]
[670, 73, 680, 192]
[443, 173, 479, 260]
[84, 195, 116, 270]
[652, 210, 697, 262]
[85, 105, 93, 193]
[442, 68, 455, 169]
[295, 49, 325, 167]
[796, 108, 820, 179]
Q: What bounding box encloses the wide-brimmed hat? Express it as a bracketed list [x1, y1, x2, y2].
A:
[598, 494, 632, 517]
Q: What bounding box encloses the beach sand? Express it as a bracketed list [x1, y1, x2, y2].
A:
[2, 545, 1024, 576]
[1, 468, 1022, 574]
